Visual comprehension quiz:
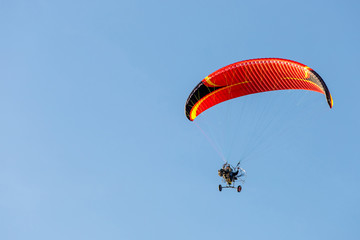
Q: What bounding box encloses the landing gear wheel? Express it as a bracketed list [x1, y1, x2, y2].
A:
[218, 185, 222, 192]
[237, 185, 242, 192]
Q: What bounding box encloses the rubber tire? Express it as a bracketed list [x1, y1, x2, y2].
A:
[218, 185, 222, 192]
[237, 185, 242, 192]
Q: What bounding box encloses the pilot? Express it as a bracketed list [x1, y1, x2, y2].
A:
[225, 164, 231, 176]
[219, 163, 240, 183]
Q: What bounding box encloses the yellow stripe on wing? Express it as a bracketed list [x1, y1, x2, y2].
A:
[203, 76, 223, 87]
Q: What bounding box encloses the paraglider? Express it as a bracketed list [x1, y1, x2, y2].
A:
[185, 58, 333, 192]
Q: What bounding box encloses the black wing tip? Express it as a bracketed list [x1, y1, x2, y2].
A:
[310, 69, 332, 109]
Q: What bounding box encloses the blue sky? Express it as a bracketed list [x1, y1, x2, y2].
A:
[1, 0, 359, 239]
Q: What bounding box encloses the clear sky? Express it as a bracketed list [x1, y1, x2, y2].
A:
[1, 0, 359, 239]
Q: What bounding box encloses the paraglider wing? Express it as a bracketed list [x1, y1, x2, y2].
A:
[185, 58, 333, 121]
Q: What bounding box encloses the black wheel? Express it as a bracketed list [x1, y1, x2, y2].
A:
[237, 185, 242, 192]
[218, 185, 222, 192]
